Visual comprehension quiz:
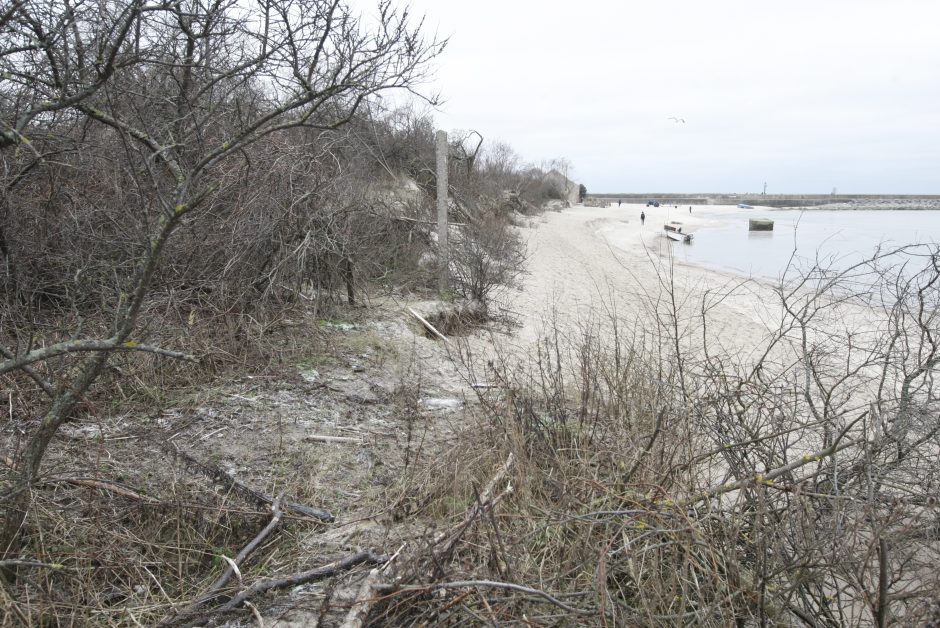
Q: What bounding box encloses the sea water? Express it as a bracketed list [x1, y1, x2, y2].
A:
[668, 209, 940, 280]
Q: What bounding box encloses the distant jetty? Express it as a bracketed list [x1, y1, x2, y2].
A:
[590, 193, 940, 210]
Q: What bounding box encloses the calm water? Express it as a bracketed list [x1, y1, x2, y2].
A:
[668, 209, 940, 279]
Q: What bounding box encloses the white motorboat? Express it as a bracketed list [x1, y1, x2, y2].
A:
[664, 222, 693, 243]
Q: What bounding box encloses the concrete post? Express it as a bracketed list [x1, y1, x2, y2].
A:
[435, 130, 448, 292]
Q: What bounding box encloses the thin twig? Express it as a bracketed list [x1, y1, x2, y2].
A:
[0, 338, 196, 375]
[0, 559, 70, 570]
[680, 437, 866, 507]
[0, 344, 56, 397]
[164, 497, 285, 625]
[392, 580, 591, 615]
[303, 434, 362, 444]
[163, 442, 334, 521]
[43, 477, 161, 503]
[209, 550, 388, 618]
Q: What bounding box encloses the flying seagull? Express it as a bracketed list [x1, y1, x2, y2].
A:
[668, 117, 686, 123]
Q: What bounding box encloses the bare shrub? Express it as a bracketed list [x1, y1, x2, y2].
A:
[1, 0, 444, 578]
[0, 1, 592, 623]
[379, 245, 940, 626]
[448, 216, 527, 310]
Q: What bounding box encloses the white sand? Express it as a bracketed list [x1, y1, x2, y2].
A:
[501, 202, 783, 361]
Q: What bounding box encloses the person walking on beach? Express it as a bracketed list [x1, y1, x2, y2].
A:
[640, 211, 646, 225]
[618, 199, 622, 207]
[689, 205, 692, 213]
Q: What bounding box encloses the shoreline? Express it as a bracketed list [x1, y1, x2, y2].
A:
[502, 202, 778, 358]
[501, 201, 931, 362]
[500, 198, 925, 410]
[608, 203, 940, 281]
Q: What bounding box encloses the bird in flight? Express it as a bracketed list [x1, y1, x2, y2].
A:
[668, 117, 686, 123]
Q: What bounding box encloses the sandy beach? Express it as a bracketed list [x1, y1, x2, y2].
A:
[502, 202, 779, 361]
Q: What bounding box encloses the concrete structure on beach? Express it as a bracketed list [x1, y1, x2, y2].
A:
[545, 169, 581, 206]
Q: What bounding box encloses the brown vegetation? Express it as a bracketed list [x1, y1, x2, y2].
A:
[4, 2, 936, 625]
[0, 0, 569, 624]
[376, 247, 940, 626]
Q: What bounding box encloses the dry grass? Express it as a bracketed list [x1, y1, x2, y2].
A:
[0, 302, 383, 626]
[0, 473, 286, 625]
[375, 261, 940, 627]
[6, 245, 940, 626]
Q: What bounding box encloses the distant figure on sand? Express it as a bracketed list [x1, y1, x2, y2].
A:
[618, 199, 622, 207]
[640, 211, 646, 225]
[689, 206, 692, 213]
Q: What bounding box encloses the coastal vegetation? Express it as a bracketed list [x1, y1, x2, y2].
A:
[0, 0, 560, 623]
[2, 0, 939, 626]
[404, 246, 940, 625]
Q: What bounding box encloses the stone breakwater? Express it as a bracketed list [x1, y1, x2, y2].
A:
[590, 194, 940, 210]
[804, 198, 940, 211]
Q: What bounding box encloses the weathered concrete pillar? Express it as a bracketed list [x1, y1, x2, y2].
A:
[436, 130, 448, 292]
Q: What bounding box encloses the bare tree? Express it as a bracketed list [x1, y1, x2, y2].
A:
[0, 0, 444, 571]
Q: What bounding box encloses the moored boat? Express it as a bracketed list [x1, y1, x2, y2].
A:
[664, 222, 693, 243]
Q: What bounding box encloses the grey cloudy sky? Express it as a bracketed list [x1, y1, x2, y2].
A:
[362, 1, 940, 194]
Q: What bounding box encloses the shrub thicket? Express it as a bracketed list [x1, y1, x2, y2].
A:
[385, 247, 940, 626]
[0, 1, 575, 615]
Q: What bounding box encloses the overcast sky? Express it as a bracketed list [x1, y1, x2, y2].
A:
[360, 1, 940, 194]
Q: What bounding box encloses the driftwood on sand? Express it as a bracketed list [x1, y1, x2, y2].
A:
[407, 300, 486, 340]
[407, 307, 449, 342]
